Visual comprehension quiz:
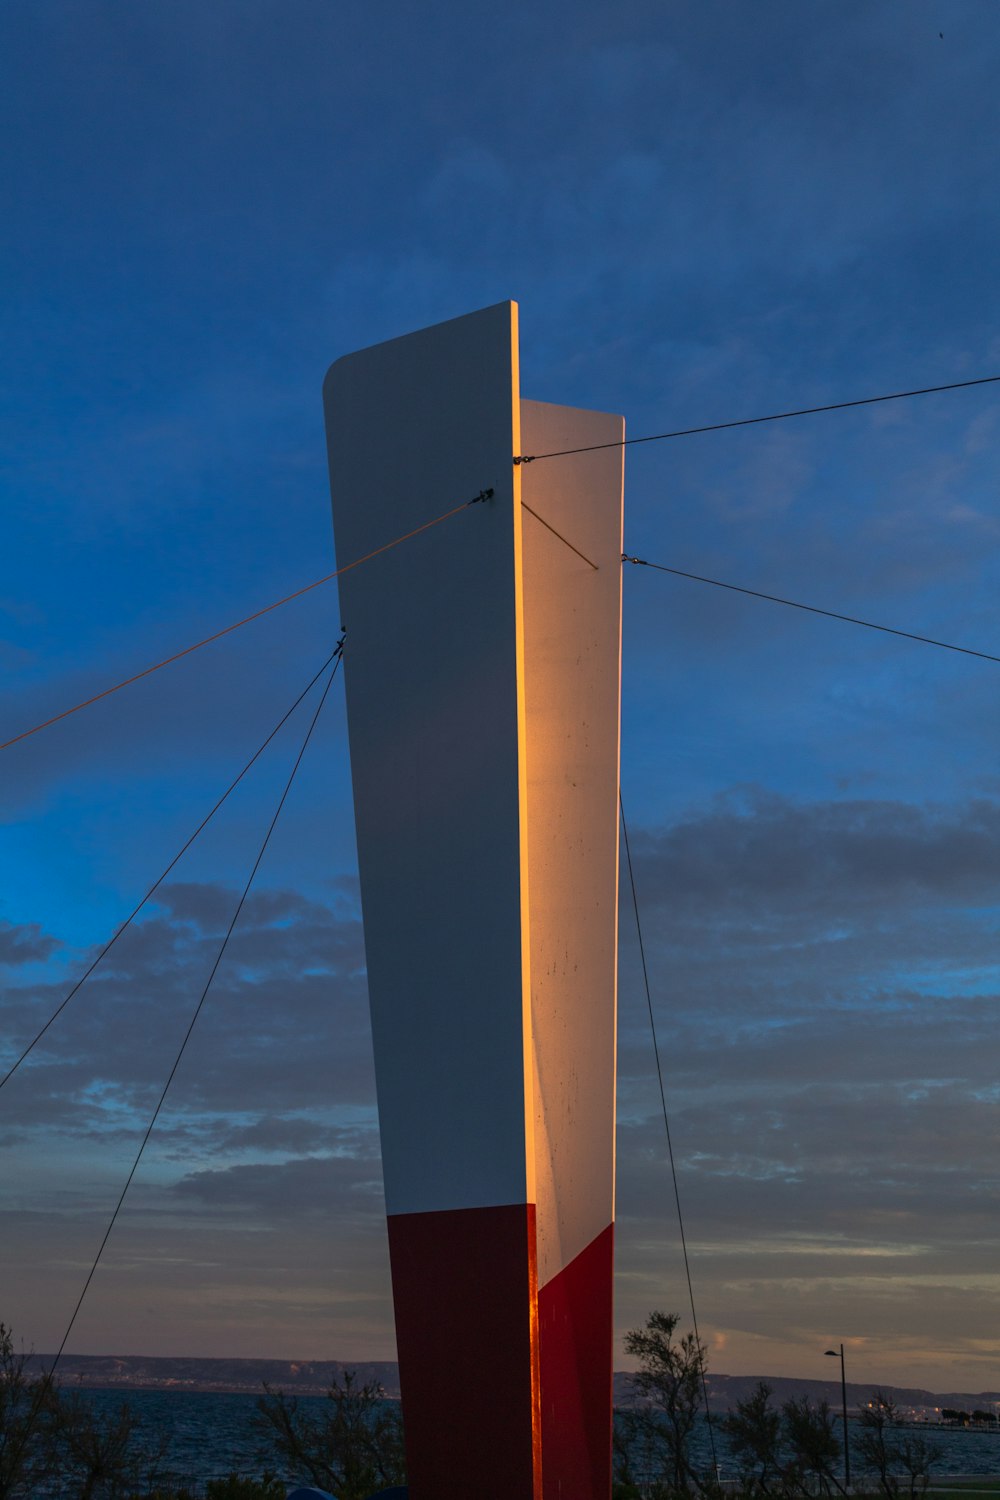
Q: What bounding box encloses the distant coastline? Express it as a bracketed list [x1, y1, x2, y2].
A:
[25, 1355, 1000, 1417]
[24, 1356, 398, 1398]
[25, 1354, 402, 1398]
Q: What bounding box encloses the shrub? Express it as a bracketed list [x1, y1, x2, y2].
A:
[256, 1369, 405, 1500]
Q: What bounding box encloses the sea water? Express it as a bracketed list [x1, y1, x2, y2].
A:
[657, 1413, 1000, 1485]
[41, 1389, 275, 1490]
[61, 1390, 1000, 1491]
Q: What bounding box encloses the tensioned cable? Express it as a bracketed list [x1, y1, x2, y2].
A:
[0, 636, 345, 1096]
[623, 555, 1000, 665]
[521, 500, 599, 570]
[10, 363, 999, 758]
[7, 373, 1000, 751]
[1, 489, 492, 753]
[513, 373, 1000, 463]
[13, 649, 340, 1468]
[620, 790, 718, 1469]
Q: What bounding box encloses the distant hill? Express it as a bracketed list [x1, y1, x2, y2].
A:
[26, 1355, 1000, 1414]
[25, 1355, 402, 1398]
[698, 1373, 1000, 1419]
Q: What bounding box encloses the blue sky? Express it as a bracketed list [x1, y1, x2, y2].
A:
[3, 0, 1000, 1392]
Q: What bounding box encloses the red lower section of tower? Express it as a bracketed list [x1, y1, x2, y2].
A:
[538, 1222, 615, 1500]
[386, 1202, 542, 1500]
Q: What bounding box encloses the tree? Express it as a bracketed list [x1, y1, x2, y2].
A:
[0, 1322, 50, 1499]
[1, 1320, 186, 1500]
[619, 1310, 712, 1495]
[47, 1389, 175, 1499]
[50, 1391, 139, 1498]
[720, 1382, 844, 1497]
[256, 1369, 405, 1500]
[719, 1381, 782, 1494]
[892, 1431, 941, 1500]
[612, 1416, 665, 1500]
[855, 1391, 898, 1497]
[855, 1390, 939, 1499]
[779, 1395, 843, 1496]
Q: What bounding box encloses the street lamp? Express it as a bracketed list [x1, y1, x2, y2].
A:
[825, 1345, 851, 1489]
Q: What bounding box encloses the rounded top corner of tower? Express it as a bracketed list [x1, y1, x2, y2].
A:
[322, 301, 520, 396]
[321, 351, 358, 403]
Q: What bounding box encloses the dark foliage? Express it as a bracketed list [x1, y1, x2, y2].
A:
[618, 1310, 713, 1495]
[0, 1322, 47, 1499]
[720, 1381, 844, 1497]
[720, 1381, 783, 1494]
[1, 1320, 288, 1499]
[49, 1389, 175, 1499]
[856, 1391, 941, 1500]
[256, 1368, 405, 1500]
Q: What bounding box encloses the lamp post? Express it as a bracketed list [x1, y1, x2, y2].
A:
[825, 1345, 851, 1489]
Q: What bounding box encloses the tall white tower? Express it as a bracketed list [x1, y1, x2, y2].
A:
[324, 301, 623, 1500]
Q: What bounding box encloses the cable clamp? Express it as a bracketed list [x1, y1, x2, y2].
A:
[469, 488, 494, 504]
[512, 455, 535, 466]
[334, 629, 347, 656]
[622, 553, 647, 565]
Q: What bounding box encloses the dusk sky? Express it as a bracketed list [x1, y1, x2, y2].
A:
[3, 1, 1000, 1395]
